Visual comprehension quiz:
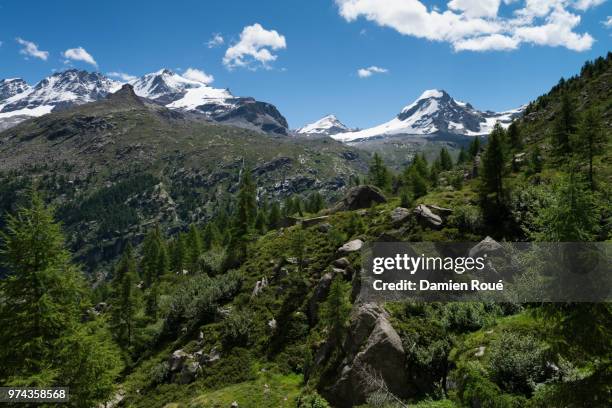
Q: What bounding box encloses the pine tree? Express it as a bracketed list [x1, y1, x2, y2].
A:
[319, 275, 351, 349]
[439, 147, 453, 171]
[254, 209, 267, 234]
[111, 244, 139, 348]
[306, 192, 325, 213]
[234, 168, 257, 237]
[576, 108, 606, 190]
[170, 234, 186, 273]
[469, 136, 481, 157]
[145, 284, 159, 320]
[291, 226, 307, 273]
[552, 93, 577, 157]
[368, 153, 391, 190]
[507, 122, 523, 151]
[0, 191, 121, 404]
[268, 201, 281, 229]
[480, 123, 507, 207]
[457, 146, 468, 165]
[411, 153, 429, 179]
[0, 191, 85, 382]
[186, 224, 202, 273]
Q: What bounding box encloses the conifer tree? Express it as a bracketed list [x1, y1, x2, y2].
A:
[234, 168, 257, 237]
[439, 147, 453, 171]
[186, 224, 202, 273]
[111, 244, 139, 348]
[254, 209, 268, 234]
[507, 122, 523, 150]
[576, 108, 606, 190]
[170, 234, 186, 273]
[368, 153, 391, 190]
[319, 275, 351, 349]
[268, 201, 281, 229]
[469, 136, 481, 157]
[457, 146, 468, 165]
[480, 123, 507, 207]
[552, 93, 577, 157]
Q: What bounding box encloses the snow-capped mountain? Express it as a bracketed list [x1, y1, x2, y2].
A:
[296, 114, 352, 137]
[0, 70, 121, 129]
[0, 69, 288, 134]
[334, 89, 524, 142]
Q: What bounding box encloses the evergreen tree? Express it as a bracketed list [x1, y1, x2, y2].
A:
[469, 136, 481, 157]
[254, 209, 268, 234]
[268, 201, 281, 229]
[111, 244, 139, 348]
[234, 168, 257, 237]
[529, 145, 543, 174]
[0, 191, 121, 405]
[0, 191, 86, 382]
[552, 93, 577, 157]
[576, 108, 606, 190]
[145, 284, 159, 320]
[480, 123, 507, 207]
[140, 226, 164, 287]
[170, 234, 186, 273]
[507, 122, 523, 150]
[306, 192, 325, 213]
[291, 226, 307, 274]
[368, 153, 391, 190]
[430, 159, 442, 187]
[411, 153, 429, 179]
[186, 224, 202, 273]
[439, 147, 453, 171]
[457, 146, 468, 165]
[319, 275, 351, 350]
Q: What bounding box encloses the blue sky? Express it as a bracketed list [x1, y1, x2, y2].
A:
[0, 0, 610, 128]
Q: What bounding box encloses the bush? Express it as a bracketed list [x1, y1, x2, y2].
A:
[449, 205, 483, 232]
[458, 363, 527, 408]
[488, 332, 550, 395]
[440, 303, 499, 333]
[296, 392, 330, 408]
[220, 309, 255, 348]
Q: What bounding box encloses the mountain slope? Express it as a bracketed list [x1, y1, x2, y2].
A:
[335, 89, 524, 142]
[0, 85, 368, 274]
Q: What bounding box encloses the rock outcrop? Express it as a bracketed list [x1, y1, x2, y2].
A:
[330, 185, 387, 213]
[413, 204, 443, 228]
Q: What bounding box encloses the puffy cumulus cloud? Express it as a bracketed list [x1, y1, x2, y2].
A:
[604, 16, 612, 27]
[334, 0, 603, 52]
[223, 23, 286, 69]
[207, 33, 225, 48]
[182, 67, 214, 84]
[16, 37, 49, 60]
[107, 71, 137, 82]
[63, 47, 97, 66]
[357, 65, 388, 77]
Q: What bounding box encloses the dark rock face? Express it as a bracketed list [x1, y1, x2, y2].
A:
[0, 78, 29, 100]
[331, 185, 387, 212]
[210, 98, 289, 135]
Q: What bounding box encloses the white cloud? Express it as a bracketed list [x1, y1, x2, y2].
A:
[572, 0, 606, 11]
[183, 67, 214, 84]
[16, 37, 49, 60]
[207, 33, 225, 48]
[223, 23, 286, 69]
[107, 71, 137, 82]
[63, 47, 97, 66]
[334, 0, 602, 52]
[357, 65, 388, 78]
[603, 16, 612, 28]
[448, 0, 501, 18]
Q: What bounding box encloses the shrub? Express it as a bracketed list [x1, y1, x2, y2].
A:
[220, 309, 255, 348]
[449, 205, 483, 232]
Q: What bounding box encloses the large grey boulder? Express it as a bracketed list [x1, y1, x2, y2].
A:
[308, 272, 334, 323]
[337, 239, 364, 255]
[390, 207, 411, 224]
[330, 185, 387, 212]
[324, 303, 409, 407]
[413, 204, 443, 228]
[469, 236, 503, 258]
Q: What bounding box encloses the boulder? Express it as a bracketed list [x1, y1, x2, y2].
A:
[428, 205, 453, 219]
[332, 257, 350, 269]
[176, 359, 201, 384]
[331, 185, 387, 212]
[337, 239, 364, 255]
[251, 276, 269, 297]
[317, 223, 332, 233]
[168, 349, 189, 372]
[390, 207, 411, 224]
[413, 204, 443, 228]
[325, 303, 409, 407]
[469, 236, 503, 258]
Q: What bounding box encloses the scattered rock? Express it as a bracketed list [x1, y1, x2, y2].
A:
[469, 236, 503, 258]
[428, 205, 453, 219]
[332, 257, 350, 269]
[231, 401, 239, 408]
[413, 204, 443, 228]
[330, 185, 387, 212]
[390, 207, 411, 224]
[168, 349, 189, 372]
[251, 277, 269, 297]
[267, 318, 277, 331]
[337, 239, 364, 255]
[474, 346, 486, 357]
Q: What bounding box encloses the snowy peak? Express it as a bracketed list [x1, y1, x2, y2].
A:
[0, 78, 30, 100]
[334, 89, 524, 142]
[297, 114, 351, 136]
[130, 69, 233, 106]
